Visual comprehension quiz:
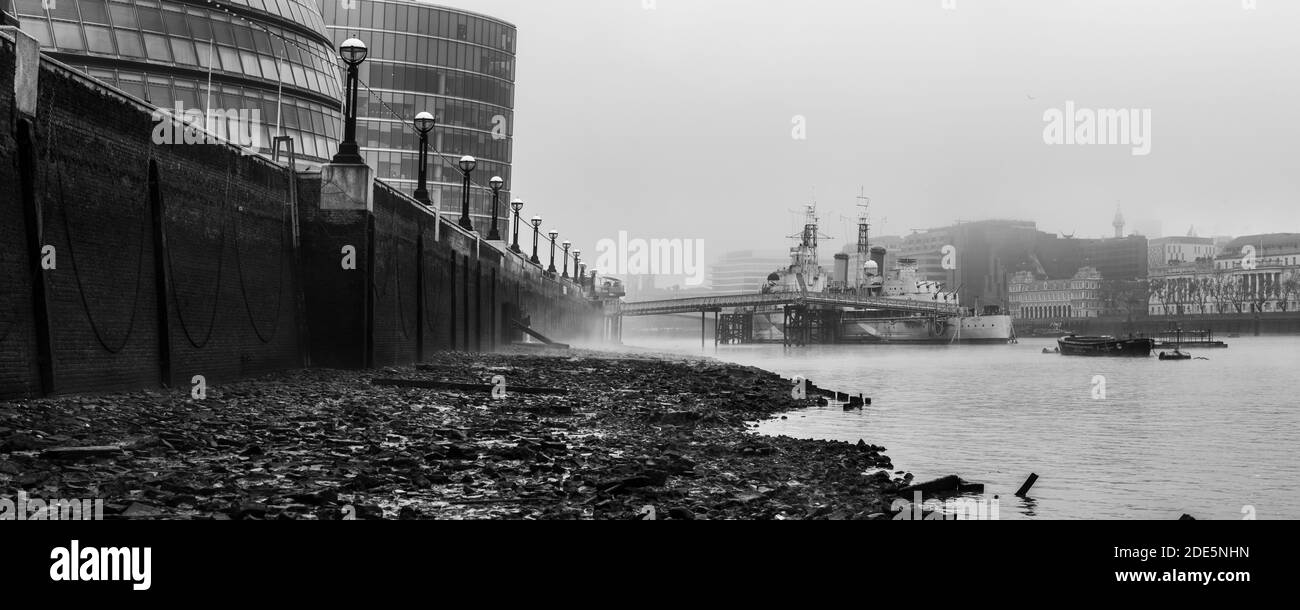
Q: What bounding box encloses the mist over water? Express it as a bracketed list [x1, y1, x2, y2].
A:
[624, 335, 1300, 520]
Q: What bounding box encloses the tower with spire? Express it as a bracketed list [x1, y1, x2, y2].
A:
[1112, 205, 1125, 238]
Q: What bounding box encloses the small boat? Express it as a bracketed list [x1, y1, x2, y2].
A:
[1159, 350, 1192, 361]
[1032, 322, 1076, 337]
[1057, 335, 1154, 357]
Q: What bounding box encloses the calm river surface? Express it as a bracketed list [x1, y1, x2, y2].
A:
[625, 335, 1300, 520]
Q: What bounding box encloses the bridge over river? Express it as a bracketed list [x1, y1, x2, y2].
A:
[607, 292, 963, 346]
[618, 292, 962, 317]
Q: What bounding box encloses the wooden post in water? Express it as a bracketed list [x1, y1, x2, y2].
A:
[1015, 473, 1039, 498]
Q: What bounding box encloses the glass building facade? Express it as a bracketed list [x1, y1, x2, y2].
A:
[320, 0, 516, 228]
[12, 0, 344, 162]
[3, 1, 19, 26]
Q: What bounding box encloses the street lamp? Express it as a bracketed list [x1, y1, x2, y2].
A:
[488, 176, 504, 240]
[572, 249, 582, 283]
[332, 38, 368, 165]
[412, 111, 436, 205]
[458, 155, 476, 231]
[561, 240, 572, 279]
[547, 229, 559, 274]
[509, 198, 524, 253]
[529, 216, 543, 265]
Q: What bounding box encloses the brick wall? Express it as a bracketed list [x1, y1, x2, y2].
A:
[0, 36, 603, 399]
[0, 36, 40, 399]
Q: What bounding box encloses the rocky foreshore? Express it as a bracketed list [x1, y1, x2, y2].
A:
[0, 348, 909, 520]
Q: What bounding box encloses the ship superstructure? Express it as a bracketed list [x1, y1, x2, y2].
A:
[747, 195, 1016, 344]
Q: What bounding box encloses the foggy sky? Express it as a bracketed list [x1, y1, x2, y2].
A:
[450, 0, 1300, 260]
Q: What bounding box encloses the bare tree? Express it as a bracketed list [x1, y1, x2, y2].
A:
[1279, 271, 1300, 312]
[1208, 268, 1236, 315]
[1147, 277, 1173, 316]
[1248, 273, 1280, 314]
[1191, 274, 1215, 317]
[1223, 273, 1250, 315]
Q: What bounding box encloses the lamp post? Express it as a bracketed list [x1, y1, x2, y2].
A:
[529, 216, 543, 264]
[572, 249, 582, 283]
[412, 111, 435, 205]
[547, 229, 559, 274]
[509, 198, 524, 253]
[458, 155, 476, 231]
[488, 176, 504, 240]
[332, 38, 368, 165]
[561, 240, 572, 279]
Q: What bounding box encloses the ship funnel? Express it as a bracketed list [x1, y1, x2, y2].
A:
[870, 247, 887, 277]
[833, 253, 849, 286]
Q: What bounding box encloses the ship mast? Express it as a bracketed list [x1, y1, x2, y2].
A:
[856, 188, 871, 257]
[785, 201, 831, 293]
[855, 188, 871, 290]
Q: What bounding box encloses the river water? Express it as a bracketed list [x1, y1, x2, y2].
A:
[624, 335, 1300, 520]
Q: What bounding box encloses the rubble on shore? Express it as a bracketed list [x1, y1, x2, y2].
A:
[0, 348, 907, 520]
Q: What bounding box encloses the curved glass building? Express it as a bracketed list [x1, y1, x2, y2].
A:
[320, 0, 516, 227]
[11, 0, 344, 162]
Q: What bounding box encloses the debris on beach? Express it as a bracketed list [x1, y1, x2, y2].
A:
[0, 348, 904, 520]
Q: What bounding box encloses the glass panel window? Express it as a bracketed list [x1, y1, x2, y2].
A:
[147, 82, 170, 105]
[163, 10, 189, 37]
[12, 0, 44, 16]
[233, 25, 254, 50]
[51, 21, 85, 51]
[217, 46, 239, 72]
[175, 86, 199, 109]
[138, 7, 165, 32]
[85, 25, 115, 54]
[114, 28, 144, 57]
[170, 38, 196, 64]
[143, 33, 171, 61]
[210, 20, 234, 45]
[109, 2, 137, 29]
[117, 78, 146, 99]
[48, 0, 79, 19]
[193, 40, 213, 68]
[240, 51, 262, 77]
[252, 29, 272, 54]
[259, 56, 279, 80]
[80, 0, 112, 24]
[189, 13, 212, 40]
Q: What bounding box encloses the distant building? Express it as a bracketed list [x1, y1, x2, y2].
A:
[708, 250, 790, 295]
[1083, 235, 1149, 280]
[1149, 235, 1217, 271]
[321, 0, 517, 225]
[873, 213, 1148, 311]
[1008, 267, 1104, 320]
[900, 220, 1045, 310]
[1148, 233, 1300, 316]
